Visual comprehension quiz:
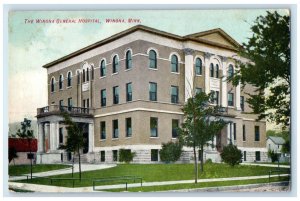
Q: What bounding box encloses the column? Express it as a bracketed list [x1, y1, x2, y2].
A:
[37, 123, 44, 152]
[221, 56, 228, 107]
[204, 52, 212, 94]
[88, 123, 94, 152]
[183, 48, 194, 102]
[235, 81, 241, 110]
[55, 122, 60, 149]
[49, 122, 59, 151]
[45, 123, 50, 152]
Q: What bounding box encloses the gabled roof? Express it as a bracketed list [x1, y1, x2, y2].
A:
[43, 25, 241, 68]
[267, 136, 285, 145]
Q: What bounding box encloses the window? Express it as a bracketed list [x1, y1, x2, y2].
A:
[210, 63, 214, 77]
[243, 125, 246, 141]
[126, 50, 132, 70]
[171, 86, 179, 104]
[215, 64, 219, 78]
[150, 117, 158, 137]
[149, 50, 157, 69]
[172, 119, 179, 138]
[255, 151, 261, 161]
[171, 54, 178, 72]
[86, 68, 90, 81]
[112, 55, 119, 73]
[113, 86, 119, 104]
[67, 72, 72, 87]
[228, 93, 234, 106]
[82, 69, 86, 82]
[211, 90, 219, 105]
[112, 119, 119, 138]
[101, 89, 106, 107]
[91, 67, 94, 80]
[67, 97, 72, 111]
[59, 75, 63, 90]
[255, 126, 260, 141]
[195, 88, 202, 95]
[228, 64, 234, 78]
[100, 60, 106, 77]
[59, 100, 63, 108]
[83, 99, 86, 108]
[149, 82, 157, 101]
[100, 151, 105, 162]
[126, 83, 132, 102]
[151, 149, 159, 161]
[126, 118, 132, 137]
[233, 123, 237, 141]
[195, 58, 202, 75]
[113, 150, 118, 162]
[51, 78, 54, 92]
[100, 121, 106, 140]
[59, 127, 63, 144]
[244, 151, 247, 161]
[86, 98, 89, 108]
[240, 96, 245, 111]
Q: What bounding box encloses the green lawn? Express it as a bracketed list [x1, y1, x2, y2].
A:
[9, 164, 71, 176]
[19, 163, 290, 188]
[105, 176, 290, 192]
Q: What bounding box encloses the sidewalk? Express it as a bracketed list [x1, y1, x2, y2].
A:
[240, 163, 290, 168]
[9, 164, 116, 181]
[8, 174, 290, 193]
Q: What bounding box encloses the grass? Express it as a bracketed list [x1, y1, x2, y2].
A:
[9, 164, 71, 176]
[18, 163, 290, 188]
[9, 188, 34, 193]
[104, 176, 290, 192]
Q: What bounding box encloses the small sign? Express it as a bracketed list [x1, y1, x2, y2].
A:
[82, 83, 89, 92]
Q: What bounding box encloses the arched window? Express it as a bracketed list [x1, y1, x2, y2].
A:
[210, 63, 214, 77]
[86, 68, 90, 81]
[112, 55, 119, 73]
[67, 72, 72, 87]
[228, 64, 234, 78]
[82, 69, 86, 82]
[171, 55, 178, 73]
[100, 60, 106, 77]
[126, 50, 132, 70]
[51, 77, 55, 92]
[59, 74, 63, 90]
[215, 64, 219, 78]
[149, 50, 157, 69]
[195, 58, 202, 75]
[91, 66, 94, 80]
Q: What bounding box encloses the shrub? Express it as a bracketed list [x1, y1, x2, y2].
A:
[220, 144, 243, 167]
[268, 149, 279, 162]
[205, 158, 213, 164]
[119, 149, 136, 163]
[159, 141, 182, 163]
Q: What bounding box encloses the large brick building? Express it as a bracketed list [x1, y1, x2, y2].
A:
[36, 25, 267, 164]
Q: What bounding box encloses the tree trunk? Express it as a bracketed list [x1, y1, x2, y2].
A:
[200, 144, 204, 173]
[72, 152, 75, 178]
[78, 147, 81, 181]
[193, 144, 198, 184]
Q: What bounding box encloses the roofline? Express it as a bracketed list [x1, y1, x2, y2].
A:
[43, 25, 240, 68]
[267, 136, 285, 145]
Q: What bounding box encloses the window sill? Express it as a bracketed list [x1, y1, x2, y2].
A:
[100, 76, 106, 79]
[171, 138, 178, 140]
[125, 68, 132, 72]
[59, 89, 64, 91]
[150, 137, 159, 139]
[66, 86, 72, 89]
[148, 68, 158, 71]
[112, 138, 119, 141]
[112, 72, 119, 76]
[171, 72, 180, 75]
[125, 136, 132, 139]
[195, 74, 203, 77]
[100, 139, 106, 142]
[227, 106, 235, 108]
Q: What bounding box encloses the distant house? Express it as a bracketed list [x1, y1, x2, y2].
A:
[9, 138, 37, 165]
[266, 136, 285, 156]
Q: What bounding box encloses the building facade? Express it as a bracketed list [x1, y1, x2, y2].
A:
[36, 25, 267, 164]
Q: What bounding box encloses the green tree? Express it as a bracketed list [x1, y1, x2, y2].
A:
[60, 113, 84, 180]
[268, 149, 279, 163]
[179, 92, 227, 183]
[16, 118, 35, 179]
[159, 141, 182, 163]
[231, 11, 290, 127]
[221, 144, 243, 167]
[119, 149, 136, 163]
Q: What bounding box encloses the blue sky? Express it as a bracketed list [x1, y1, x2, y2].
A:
[8, 9, 288, 124]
